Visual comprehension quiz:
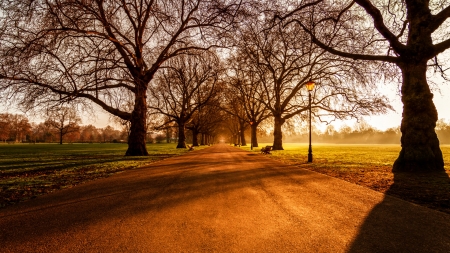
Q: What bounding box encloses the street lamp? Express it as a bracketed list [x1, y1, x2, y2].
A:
[249, 121, 253, 150]
[306, 79, 315, 163]
[238, 130, 241, 146]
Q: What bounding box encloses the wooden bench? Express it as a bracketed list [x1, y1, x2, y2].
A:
[261, 146, 273, 154]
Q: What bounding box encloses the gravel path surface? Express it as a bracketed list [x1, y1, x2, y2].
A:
[1, 144, 450, 252]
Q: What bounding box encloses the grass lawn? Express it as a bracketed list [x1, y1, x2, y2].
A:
[241, 143, 450, 214]
[0, 143, 205, 208]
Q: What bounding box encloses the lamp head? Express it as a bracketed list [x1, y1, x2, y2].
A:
[306, 79, 315, 92]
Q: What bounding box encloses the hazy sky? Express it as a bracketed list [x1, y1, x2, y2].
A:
[330, 77, 450, 131]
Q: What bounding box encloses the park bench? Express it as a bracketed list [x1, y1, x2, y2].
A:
[261, 145, 273, 154]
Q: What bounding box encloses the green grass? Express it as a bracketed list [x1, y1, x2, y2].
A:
[241, 143, 450, 214]
[0, 143, 189, 174]
[0, 143, 206, 207]
[241, 143, 450, 171]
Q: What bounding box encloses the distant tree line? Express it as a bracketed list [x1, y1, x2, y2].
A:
[287, 125, 402, 144]
[0, 112, 126, 144]
[246, 119, 450, 145]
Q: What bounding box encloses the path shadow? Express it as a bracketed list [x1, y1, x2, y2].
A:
[0, 147, 328, 248]
[347, 169, 450, 252]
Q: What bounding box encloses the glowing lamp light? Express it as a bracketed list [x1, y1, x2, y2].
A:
[306, 79, 315, 91]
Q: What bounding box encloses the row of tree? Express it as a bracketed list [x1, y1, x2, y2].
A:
[1, 1, 449, 172]
[5, 107, 450, 146]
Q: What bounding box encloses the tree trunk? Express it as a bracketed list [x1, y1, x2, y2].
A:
[126, 86, 149, 156]
[192, 129, 199, 146]
[201, 133, 205, 145]
[393, 62, 444, 172]
[272, 116, 284, 150]
[59, 130, 63, 145]
[177, 122, 187, 148]
[166, 128, 171, 143]
[240, 127, 247, 146]
[251, 124, 258, 147]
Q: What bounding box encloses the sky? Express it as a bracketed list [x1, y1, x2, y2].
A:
[326, 81, 450, 132]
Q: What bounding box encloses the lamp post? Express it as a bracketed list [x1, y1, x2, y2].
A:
[249, 121, 253, 150]
[238, 130, 241, 146]
[306, 79, 315, 163]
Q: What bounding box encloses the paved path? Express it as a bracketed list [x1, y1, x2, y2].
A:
[1, 144, 450, 252]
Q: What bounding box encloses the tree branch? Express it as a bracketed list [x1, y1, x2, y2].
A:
[354, 0, 406, 54]
[296, 20, 398, 63]
[433, 37, 450, 56]
[0, 76, 131, 120]
[430, 5, 450, 32]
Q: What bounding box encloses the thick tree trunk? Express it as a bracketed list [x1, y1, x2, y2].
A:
[273, 116, 284, 150]
[177, 122, 187, 148]
[126, 86, 149, 156]
[192, 129, 199, 146]
[393, 62, 444, 172]
[59, 130, 63, 145]
[251, 124, 258, 147]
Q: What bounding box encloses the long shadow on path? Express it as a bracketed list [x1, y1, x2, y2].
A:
[348, 169, 450, 252]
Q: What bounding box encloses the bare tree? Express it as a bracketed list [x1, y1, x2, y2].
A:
[226, 52, 271, 148]
[280, 0, 450, 171]
[0, 0, 241, 155]
[45, 107, 81, 144]
[148, 51, 222, 148]
[221, 91, 249, 146]
[234, 11, 390, 150]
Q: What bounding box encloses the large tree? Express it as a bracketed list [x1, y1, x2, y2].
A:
[236, 11, 389, 150]
[0, 0, 241, 155]
[281, 0, 450, 171]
